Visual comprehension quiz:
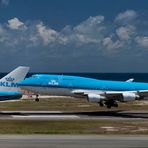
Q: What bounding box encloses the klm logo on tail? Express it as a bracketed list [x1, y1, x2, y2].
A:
[5, 77, 15, 82]
[0, 77, 18, 87]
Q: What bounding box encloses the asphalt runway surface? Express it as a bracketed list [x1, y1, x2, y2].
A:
[0, 135, 147, 148]
[0, 110, 148, 120]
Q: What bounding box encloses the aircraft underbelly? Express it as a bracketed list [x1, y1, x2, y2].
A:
[22, 86, 73, 96]
[0, 94, 22, 101]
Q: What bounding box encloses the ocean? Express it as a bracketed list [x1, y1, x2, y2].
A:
[1, 73, 148, 82]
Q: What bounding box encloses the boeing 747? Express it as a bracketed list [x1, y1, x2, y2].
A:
[18, 74, 148, 108]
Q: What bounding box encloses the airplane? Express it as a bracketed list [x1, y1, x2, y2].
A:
[0, 66, 29, 101]
[18, 74, 148, 108]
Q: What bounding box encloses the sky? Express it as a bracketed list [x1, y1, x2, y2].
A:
[0, 0, 148, 72]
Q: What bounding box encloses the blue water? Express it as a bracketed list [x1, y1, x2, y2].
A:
[1, 73, 148, 83]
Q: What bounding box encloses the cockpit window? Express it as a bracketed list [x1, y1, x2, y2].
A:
[63, 78, 73, 80]
[32, 75, 38, 78]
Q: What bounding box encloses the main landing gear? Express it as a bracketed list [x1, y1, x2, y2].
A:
[99, 101, 104, 107]
[99, 100, 118, 109]
[35, 94, 39, 102]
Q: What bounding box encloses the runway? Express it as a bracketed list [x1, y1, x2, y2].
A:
[0, 110, 148, 120]
[0, 135, 147, 148]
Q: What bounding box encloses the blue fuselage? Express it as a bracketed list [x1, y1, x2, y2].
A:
[18, 74, 148, 92]
[0, 91, 22, 101]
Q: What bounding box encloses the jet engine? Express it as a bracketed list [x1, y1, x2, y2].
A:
[122, 92, 139, 102]
[87, 94, 105, 103]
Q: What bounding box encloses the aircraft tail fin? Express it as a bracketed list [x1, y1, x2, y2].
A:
[0, 66, 30, 92]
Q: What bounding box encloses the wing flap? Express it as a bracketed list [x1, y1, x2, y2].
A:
[138, 90, 148, 97]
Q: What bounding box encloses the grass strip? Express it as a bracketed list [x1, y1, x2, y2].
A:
[0, 98, 147, 111]
[0, 120, 148, 134]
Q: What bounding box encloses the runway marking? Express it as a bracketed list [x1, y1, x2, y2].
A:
[1, 111, 62, 113]
[0, 111, 147, 120]
[12, 115, 80, 119]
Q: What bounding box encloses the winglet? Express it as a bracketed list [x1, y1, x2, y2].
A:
[126, 78, 134, 82]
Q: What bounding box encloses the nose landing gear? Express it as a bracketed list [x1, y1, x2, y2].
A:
[35, 94, 39, 102]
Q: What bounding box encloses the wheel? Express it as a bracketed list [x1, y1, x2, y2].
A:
[35, 95, 39, 102]
[113, 103, 118, 108]
[99, 102, 104, 107]
[35, 98, 39, 102]
[107, 105, 111, 109]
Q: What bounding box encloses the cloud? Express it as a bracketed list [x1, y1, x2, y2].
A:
[116, 25, 136, 40]
[102, 37, 122, 50]
[0, 13, 142, 51]
[7, 18, 26, 30]
[59, 15, 105, 46]
[74, 15, 104, 34]
[0, 0, 9, 6]
[115, 10, 138, 24]
[1, 10, 148, 72]
[36, 22, 58, 45]
[135, 36, 148, 48]
[0, 13, 140, 50]
[74, 15, 105, 40]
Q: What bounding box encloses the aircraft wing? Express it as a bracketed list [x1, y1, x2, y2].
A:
[138, 90, 148, 98]
[72, 89, 148, 101]
[72, 89, 123, 100]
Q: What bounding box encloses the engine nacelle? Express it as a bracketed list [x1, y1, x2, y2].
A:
[122, 92, 139, 102]
[87, 94, 105, 103]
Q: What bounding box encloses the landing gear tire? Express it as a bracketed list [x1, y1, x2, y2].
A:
[107, 105, 112, 109]
[99, 102, 104, 107]
[113, 103, 118, 108]
[105, 100, 118, 109]
[35, 95, 39, 102]
[35, 98, 39, 102]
